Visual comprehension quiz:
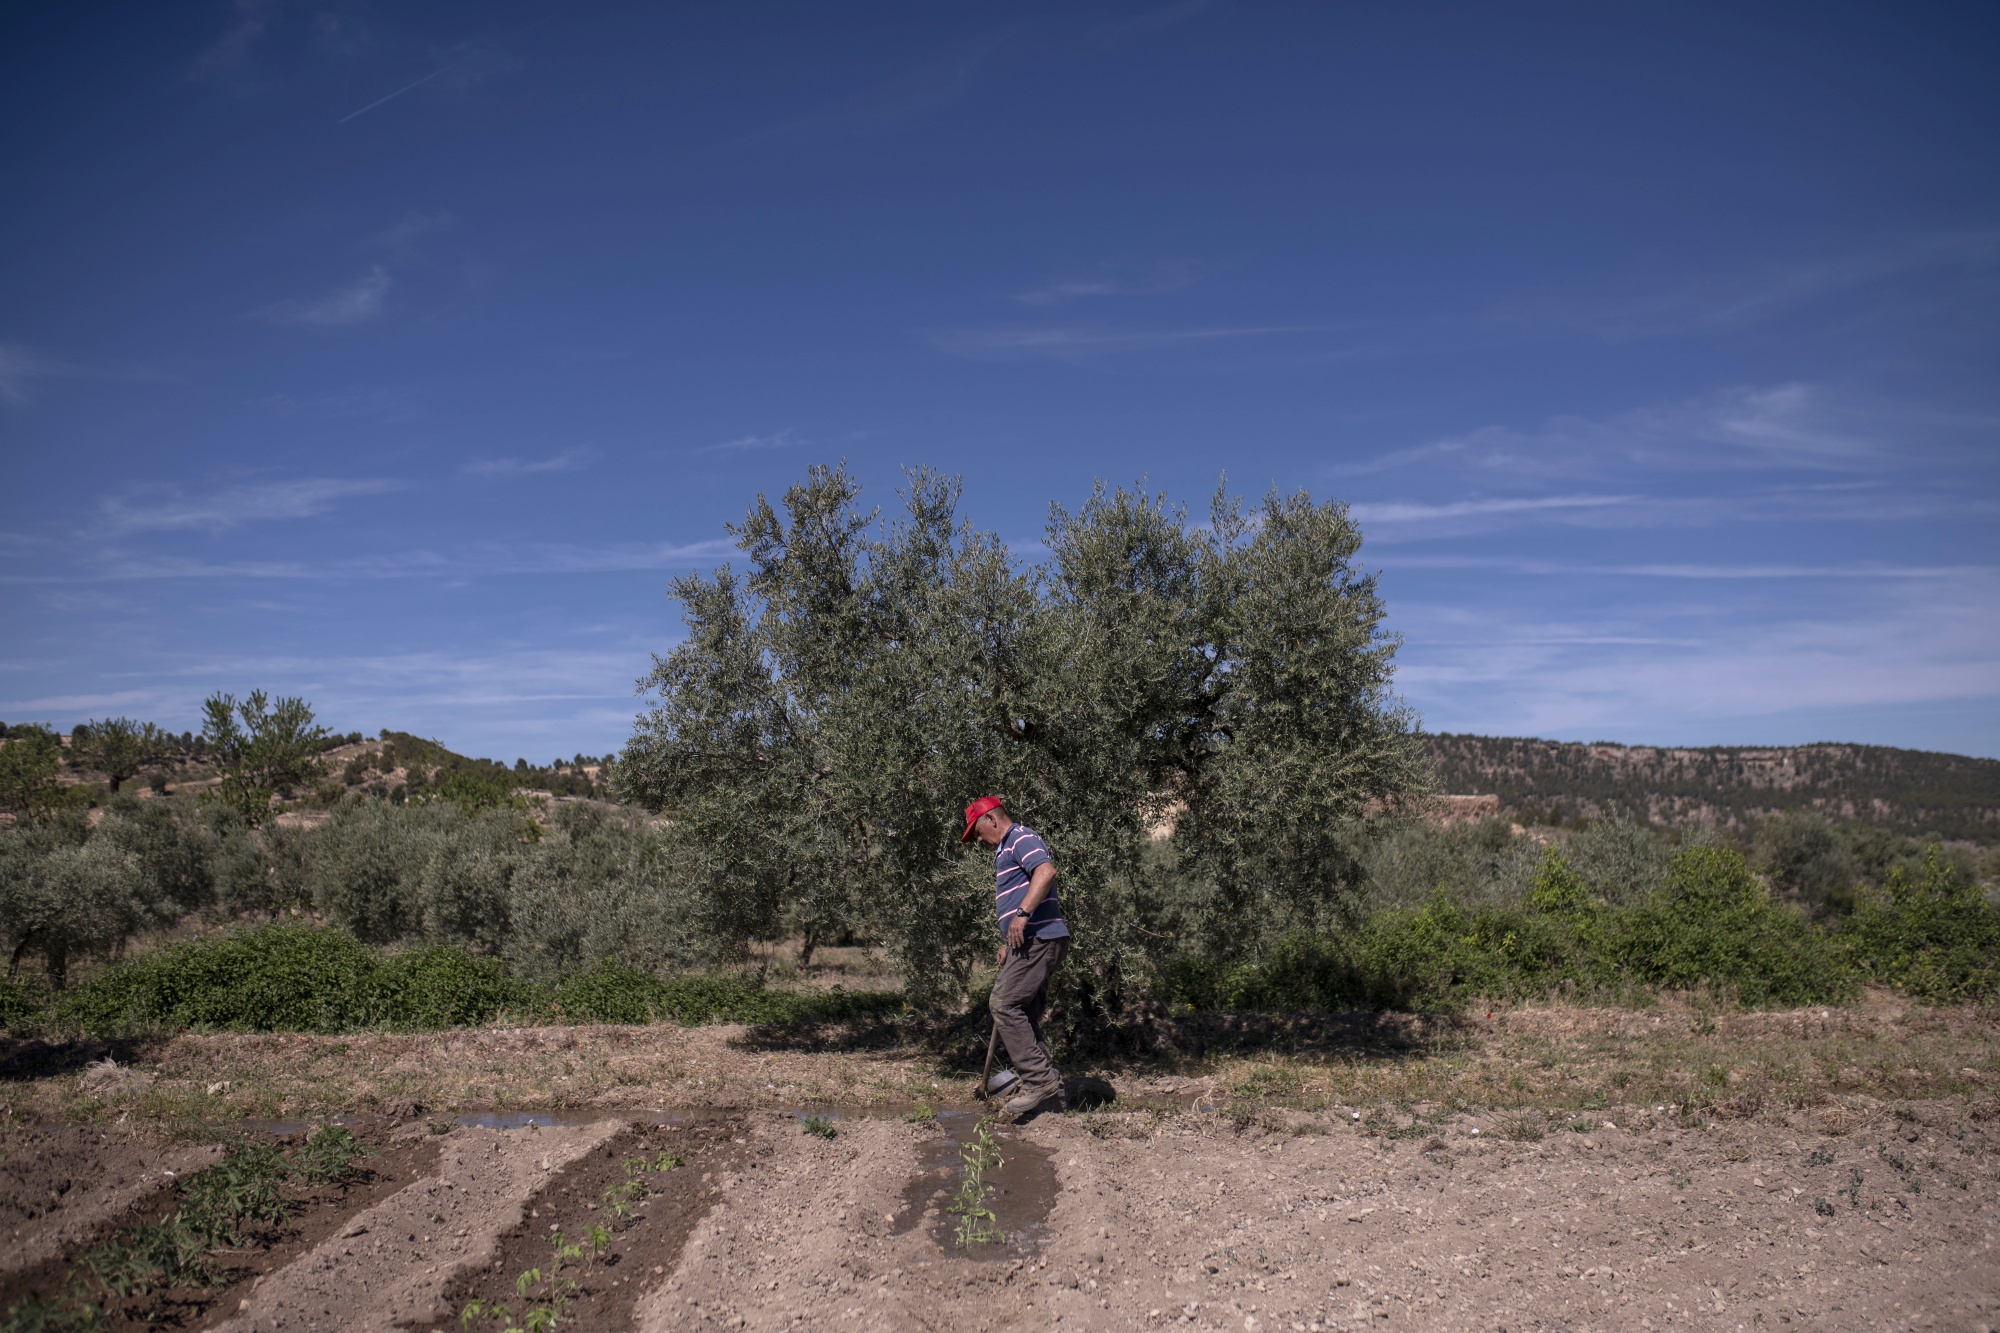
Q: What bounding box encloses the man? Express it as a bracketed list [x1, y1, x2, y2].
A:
[961, 795, 1069, 1122]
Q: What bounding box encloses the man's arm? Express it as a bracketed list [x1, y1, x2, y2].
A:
[1004, 862, 1058, 952]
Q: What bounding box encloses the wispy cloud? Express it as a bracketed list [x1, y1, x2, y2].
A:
[0, 344, 82, 404]
[189, 0, 274, 83]
[928, 322, 1345, 362]
[4, 537, 741, 586]
[1494, 228, 2000, 343]
[1394, 571, 2000, 739]
[94, 478, 402, 535]
[1013, 262, 1198, 307]
[1384, 554, 1992, 581]
[465, 447, 596, 479]
[254, 266, 391, 327]
[1088, 0, 1219, 46]
[701, 429, 803, 453]
[1350, 383, 1889, 479]
[746, 32, 1011, 143]
[1350, 494, 1638, 524]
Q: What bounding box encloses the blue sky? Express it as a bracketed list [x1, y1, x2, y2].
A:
[3, 1, 1997, 763]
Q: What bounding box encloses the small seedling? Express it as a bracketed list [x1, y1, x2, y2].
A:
[603, 1152, 682, 1221]
[1806, 1146, 1834, 1167]
[1813, 1196, 1836, 1217]
[950, 1117, 1005, 1248]
[462, 1227, 611, 1332]
[801, 1115, 838, 1140]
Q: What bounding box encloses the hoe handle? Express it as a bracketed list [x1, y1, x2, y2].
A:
[979, 1019, 1000, 1101]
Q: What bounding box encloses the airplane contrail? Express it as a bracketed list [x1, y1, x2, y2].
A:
[337, 53, 474, 124]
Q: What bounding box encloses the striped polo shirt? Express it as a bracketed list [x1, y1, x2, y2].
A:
[994, 822, 1069, 941]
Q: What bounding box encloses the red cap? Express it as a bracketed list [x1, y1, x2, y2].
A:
[960, 795, 1004, 842]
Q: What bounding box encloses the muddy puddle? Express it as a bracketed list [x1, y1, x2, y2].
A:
[893, 1111, 1058, 1262]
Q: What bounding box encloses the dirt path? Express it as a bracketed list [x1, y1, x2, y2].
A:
[210, 1120, 622, 1332]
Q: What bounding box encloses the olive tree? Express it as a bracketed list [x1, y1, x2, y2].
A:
[617, 466, 1428, 1014]
[0, 723, 64, 819]
[72, 717, 169, 794]
[0, 822, 148, 988]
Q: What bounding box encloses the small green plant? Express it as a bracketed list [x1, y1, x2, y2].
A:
[462, 1226, 612, 1332]
[0, 1292, 102, 1333]
[1844, 1166, 1864, 1208]
[601, 1151, 682, 1221]
[1670, 1174, 1692, 1191]
[949, 1117, 1005, 1247]
[1814, 1196, 1836, 1217]
[1807, 1146, 1835, 1167]
[801, 1114, 837, 1140]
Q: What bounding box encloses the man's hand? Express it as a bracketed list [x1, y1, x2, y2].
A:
[1006, 912, 1028, 952]
[996, 942, 1008, 968]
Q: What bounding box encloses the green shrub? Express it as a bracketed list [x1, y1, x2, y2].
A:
[57, 924, 379, 1033]
[1845, 846, 2000, 1002]
[1616, 846, 1854, 1006]
[362, 946, 527, 1028]
[0, 976, 34, 1031]
[56, 924, 533, 1033]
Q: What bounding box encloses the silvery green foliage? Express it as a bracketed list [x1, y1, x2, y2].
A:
[95, 797, 217, 916]
[1564, 819, 1672, 906]
[1753, 810, 1862, 917]
[1350, 817, 1543, 911]
[415, 812, 522, 954]
[0, 831, 144, 987]
[616, 466, 1429, 1013]
[500, 804, 701, 984]
[305, 800, 451, 942]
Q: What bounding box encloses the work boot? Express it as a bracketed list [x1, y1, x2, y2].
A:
[999, 1082, 1064, 1124]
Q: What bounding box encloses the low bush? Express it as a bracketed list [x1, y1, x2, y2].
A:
[54, 925, 535, 1033]
[35, 924, 900, 1037]
[1616, 845, 1854, 1006]
[1159, 844, 1859, 1013]
[1845, 846, 2000, 1002]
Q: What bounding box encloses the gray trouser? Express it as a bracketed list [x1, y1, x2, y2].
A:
[990, 934, 1069, 1095]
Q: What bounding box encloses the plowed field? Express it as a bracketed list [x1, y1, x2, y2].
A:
[6, 996, 1997, 1331]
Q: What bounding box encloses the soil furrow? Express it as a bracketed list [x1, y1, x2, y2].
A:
[418, 1115, 750, 1331]
[209, 1119, 622, 1332]
[0, 1125, 441, 1330]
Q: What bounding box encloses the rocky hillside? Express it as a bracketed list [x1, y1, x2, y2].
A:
[1425, 734, 2000, 843]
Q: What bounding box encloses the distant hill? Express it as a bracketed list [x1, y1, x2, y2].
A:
[1424, 734, 2000, 844]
